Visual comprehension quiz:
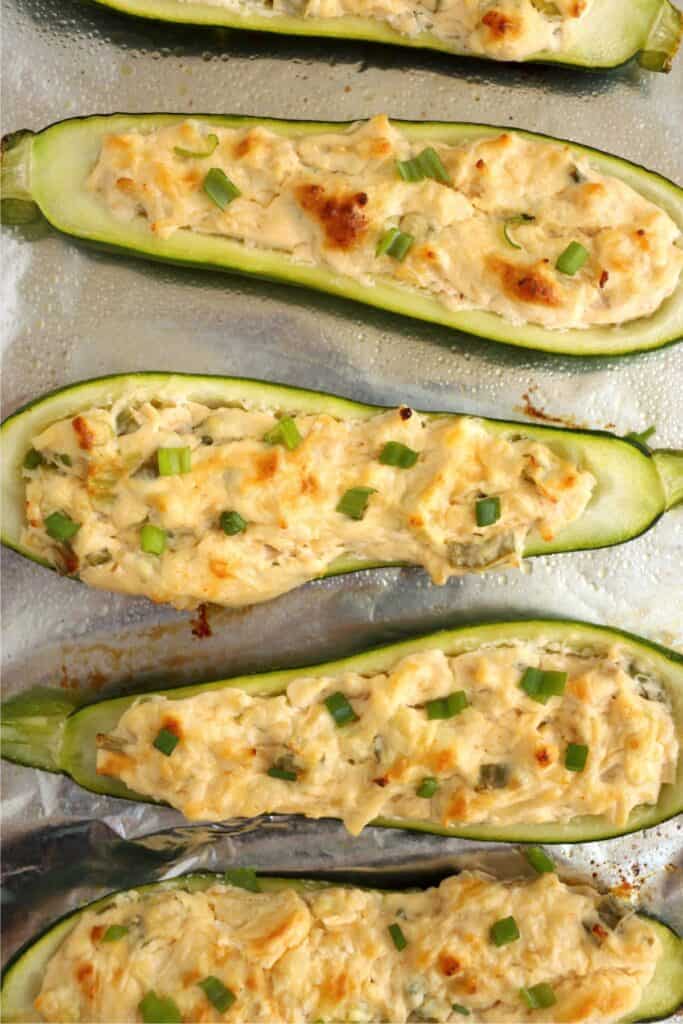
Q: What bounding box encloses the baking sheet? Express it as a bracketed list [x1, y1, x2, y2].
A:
[1, 0, 682, 995]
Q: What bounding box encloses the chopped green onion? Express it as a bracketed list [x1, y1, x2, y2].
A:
[325, 691, 359, 727]
[138, 992, 182, 1024]
[556, 241, 588, 275]
[102, 924, 128, 942]
[520, 983, 557, 1009]
[397, 147, 452, 185]
[198, 976, 236, 1013]
[58, 453, 72, 466]
[224, 867, 260, 892]
[416, 776, 438, 799]
[44, 511, 80, 542]
[336, 487, 376, 520]
[475, 496, 501, 527]
[174, 133, 219, 159]
[220, 510, 248, 535]
[524, 846, 555, 874]
[388, 923, 407, 951]
[376, 227, 414, 261]
[204, 167, 241, 210]
[452, 1006, 471, 1017]
[153, 727, 179, 756]
[425, 690, 468, 720]
[140, 524, 167, 556]
[490, 916, 520, 947]
[157, 447, 191, 476]
[23, 448, 45, 469]
[263, 416, 302, 451]
[520, 667, 567, 703]
[267, 759, 298, 782]
[379, 441, 418, 469]
[479, 763, 509, 789]
[565, 742, 589, 772]
[502, 213, 535, 250]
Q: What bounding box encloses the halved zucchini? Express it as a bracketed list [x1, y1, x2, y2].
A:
[2, 618, 682, 842]
[2, 373, 682, 589]
[1, 117, 682, 356]
[1, 872, 682, 1023]
[79, 0, 682, 72]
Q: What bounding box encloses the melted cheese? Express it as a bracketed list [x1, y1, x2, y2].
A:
[87, 116, 683, 330]
[176, 0, 593, 62]
[35, 873, 660, 1023]
[21, 399, 594, 610]
[96, 640, 678, 832]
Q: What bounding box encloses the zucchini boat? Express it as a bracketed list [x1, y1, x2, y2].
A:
[3, 618, 682, 843]
[2, 115, 682, 356]
[2, 871, 682, 1023]
[83, 0, 683, 72]
[2, 374, 682, 609]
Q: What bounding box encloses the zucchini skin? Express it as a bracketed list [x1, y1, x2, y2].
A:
[2, 117, 682, 357]
[2, 872, 682, 1024]
[82, 0, 683, 72]
[1, 373, 681, 590]
[2, 618, 682, 843]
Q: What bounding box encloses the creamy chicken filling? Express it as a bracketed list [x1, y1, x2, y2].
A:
[21, 399, 594, 610]
[96, 641, 678, 833]
[87, 116, 683, 330]
[175, 0, 593, 62]
[35, 873, 660, 1024]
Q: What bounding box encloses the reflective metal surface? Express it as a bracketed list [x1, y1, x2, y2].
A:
[1, 0, 682, 995]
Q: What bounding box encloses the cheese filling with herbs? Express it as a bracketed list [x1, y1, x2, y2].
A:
[96, 640, 678, 832]
[87, 116, 683, 330]
[34, 873, 660, 1024]
[21, 398, 594, 609]
[178, 0, 594, 62]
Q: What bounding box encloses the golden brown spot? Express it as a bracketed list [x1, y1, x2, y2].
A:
[418, 245, 438, 263]
[535, 747, 552, 767]
[475, 158, 485, 170]
[481, 9, 522, 38]
[116, 176, 136, 193]
[399, 406, 413, 420]
[183, 970, 201, 988]
[62, 549, 80, 576]
[209, 558, 231, 579]
[112, 967, 123, 984]
[568, 676, 589, 701]
[599, 269, 609, 288]
[592, 922, 609, 942]
[438, 952, 462, 976]
[90, 925, 105, 943]
[295, 183, 369, 250]
[301, 473, 320, 496]
[444, 790, 468, 822]
[249, 917, 295, 953]
[254, 449, 280, 482]
[322, 971, 349, 1002]
[409, 514, 424, 528]
[72, 415, 95, 451]
[75, 963, 96, 1001]
[96, 751, 134, 777]
[430, 748, 455, 773]
[373, 775, 389, 787]
[234, 133, 256, 159]
[635, 229, 650, 251]
[628, 736, 641, 750]
[488, 256, 560, 307]
[371, 138, 393, 158]
[388, 757, 410, 781]
[182, 169, 202, 188]
[464, 976, 478, 995]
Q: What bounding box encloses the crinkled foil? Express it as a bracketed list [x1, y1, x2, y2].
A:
[1, 0, 682, 1004]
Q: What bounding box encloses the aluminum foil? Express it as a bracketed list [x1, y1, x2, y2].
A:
[1, 0, 682, 1004]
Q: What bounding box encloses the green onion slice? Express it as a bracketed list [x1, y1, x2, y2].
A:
[174, 133, 219, 159]
[425, 690, 468, 720]
[325, 691, 359, 727]
[198, 976, 236, 1013]
[556, 240, 589, 275]
[565, 742, 589, 772]
[57, 453, 72, 466]
[475, 496, 501, 527]
[138, 992, 182, 1024]
[263, 416, 302, 451]
[157, 447, 191, 476]
[140, 524, 167, 556]
[520, 982, 557, 1009]
[379, 441, 418, 468]
[204, 167, 241, 210]
[224, 867, 260, 892]
[23, 448, 45, 469]
[376, 227, 414, 262]
[479, 763, 509, 789]
[397, 147, 452, 185]
[416, 776, 438, 799]
[524, 846, 555, 874]
[102, 924, 128, 942]
[267, 758, 298, 782]
[44, 511, 80, 542]
[520, 667, 567, 704]
[153, 727, 179, 756]
[452, 1006, 471, 1017]
[220, 510, 248, 535]
[388, 922, 408, 950]
[502, 213, 535, 249]
[490, 916, 520, 946]
[336, 487, 376, 520]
